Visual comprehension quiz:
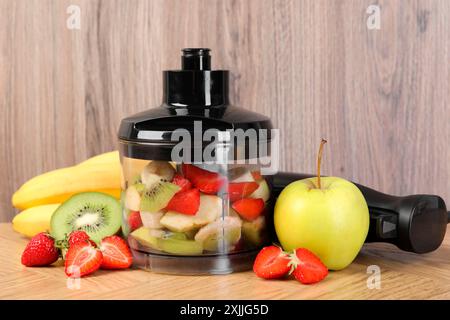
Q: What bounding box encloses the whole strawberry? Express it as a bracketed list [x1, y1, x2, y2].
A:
[68, 230, 96, 247]
[21, 232, 60, 267]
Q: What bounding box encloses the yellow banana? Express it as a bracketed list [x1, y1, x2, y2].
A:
[12, 204, 61, 237]
[78, 151, 120, 167]
[12, 162, 122, 210]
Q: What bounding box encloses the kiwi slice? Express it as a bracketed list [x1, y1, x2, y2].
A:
[130, 227, 160, 250]
[140, 181, 180, 212]
[157, 238, 203, 255]
[50, 192, 122, 243]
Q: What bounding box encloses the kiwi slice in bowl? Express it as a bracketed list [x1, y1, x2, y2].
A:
[140, 181, 180, 213]
[51, 192, 122, 243]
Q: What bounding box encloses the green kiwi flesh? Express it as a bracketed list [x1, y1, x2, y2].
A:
[157, 238, 203, 255]
[140, 181, 180, 212]
[51, 192, 122, 242]
[131, 227, 198, 254]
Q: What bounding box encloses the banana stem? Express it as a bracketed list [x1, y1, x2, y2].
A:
[317, 139, 327, 189]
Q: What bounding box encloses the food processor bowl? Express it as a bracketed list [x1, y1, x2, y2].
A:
[118, 48, 274, 274]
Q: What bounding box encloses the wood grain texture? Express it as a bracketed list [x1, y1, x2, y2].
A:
[2, 222, 450, 299]
[0, 0, 449, 221]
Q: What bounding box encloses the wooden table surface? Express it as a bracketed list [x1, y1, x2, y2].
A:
[1, 222, 450, 300]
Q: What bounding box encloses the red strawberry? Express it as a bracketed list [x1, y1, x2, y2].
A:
[182, 164, 225, 194]
[165, 188, 200, 215]
[232, 198, 265, 221]
[21, 233, 59, 267]
[251, 171, 263, 181]
[65, 242, 103, 277]
[68, 230, 96, 247]
[288, 248, 328, 284]
[228, 182, 259, 202]
[99, 235, 133, 269]
[253, 245, 290, 279]
[128, 211, 143, 231]
[172, 174, 192, 193]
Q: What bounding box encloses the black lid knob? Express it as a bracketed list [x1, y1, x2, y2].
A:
[181, 48, 211, 70]
[163, 48, 229, 108]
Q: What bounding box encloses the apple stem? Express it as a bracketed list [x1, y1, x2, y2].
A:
[317, 139, 327, 189]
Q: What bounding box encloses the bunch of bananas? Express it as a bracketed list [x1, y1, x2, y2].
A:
[12, 151, 122, 237]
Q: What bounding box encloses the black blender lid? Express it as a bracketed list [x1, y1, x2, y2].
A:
[118, 48, 273, 160]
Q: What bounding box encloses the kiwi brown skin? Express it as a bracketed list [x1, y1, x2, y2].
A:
[50, 192, 122, 243]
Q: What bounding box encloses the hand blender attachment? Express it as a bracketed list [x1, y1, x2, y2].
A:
[118, 48, 274, 274]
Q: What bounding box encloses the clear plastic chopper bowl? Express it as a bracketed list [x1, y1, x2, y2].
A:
[118, 49, 274, 274]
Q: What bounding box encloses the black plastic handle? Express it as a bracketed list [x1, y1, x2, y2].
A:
[271, 172, 448, 253]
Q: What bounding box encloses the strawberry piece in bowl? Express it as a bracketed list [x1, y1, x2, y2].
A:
[165, 188, 200, 215]
[228, 182, 259, 202]
[182, 164, 225, 194]
[232, 198, 265, 221]
[127, 211, 143, 231]
[172, 174, 192, 193]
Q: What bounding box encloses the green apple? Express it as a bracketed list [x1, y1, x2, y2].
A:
[274, 140, 369, 270]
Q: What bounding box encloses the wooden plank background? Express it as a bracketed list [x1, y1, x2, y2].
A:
[0, 0, 449, 222]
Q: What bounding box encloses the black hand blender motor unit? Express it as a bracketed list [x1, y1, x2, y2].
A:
[118, 48, 449, 275]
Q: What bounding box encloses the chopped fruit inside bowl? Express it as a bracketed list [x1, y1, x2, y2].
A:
[127, 211, 143, 231]
[194, 216, 242, 251]
[232, 198, 265, 221]
[140, 181, 180, 212]
[165, 188, 200, 215]
[251, 171, 263, 181]
[228, 182, 259, 202]
[160, 195, 222, 232]
[182, 164, 225, 194]
[121, 161, 271, 255]
[172, 174, 192, 193]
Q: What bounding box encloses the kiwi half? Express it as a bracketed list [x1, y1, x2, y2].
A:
[140, 181, 180, 212]
[51, 192, 122, 242]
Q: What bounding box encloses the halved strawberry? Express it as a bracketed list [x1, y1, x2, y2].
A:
[232, 198, 265, 221]
[228, 182, 259, 202]
[65, 242, 103, 278]
[99, 235, 133, 269]
[128, 211, 143, 231]
[165, 188, 200, 215]
[253, 245, 290, 279]
[182, 164, 225, 194]
[172, 174, 192, 193]
[288, 248, 328, 284]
